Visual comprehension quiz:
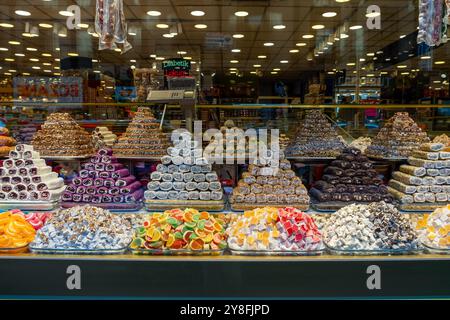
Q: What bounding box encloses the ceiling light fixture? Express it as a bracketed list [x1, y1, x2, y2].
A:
[289, 49, 299, 53]
[322, 12, 337, 17]
[258, 55, 267, 59]
[30, 58, 39, 62]
[0, 23, 14, 28]
[163, 33, 174, 38]
[39, 23, 53, 28]
[8, 41, 20, 45]
[273, 25, 286, 30]
[77, 23, 89, 29]
[177, 51, 187, 55]
[280, 60, 289, 63]
[191, 10, 205, 16]
[194, 24, 208, 29]
[312, 24, 325, 30]
[233, 34, 244, 38]
[59, 10, 74, 17]
[26, 47, 38, 51]
[264, 42, 274, 46]
[253, 64, 261, 67]
[420, 55, 431, 60]
[147, 10, 161, 16]
[0, 48, 8, 51]
[435, 61, 446, 65]
[302, 34, 314, 39]
[14, 53, 25, 57]
[156, 23, 169, 29]
[15, 10, 31, 16]
[230, 60, 239, 63]
[296, 42, 307, 47]
[234, 11, 249, 17]
[4, 58, 14, 62]
[231, 49, 241, 53]
[350, 25, 363, 30]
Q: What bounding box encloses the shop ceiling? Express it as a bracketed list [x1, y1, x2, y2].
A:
[0, 0, 447, 78]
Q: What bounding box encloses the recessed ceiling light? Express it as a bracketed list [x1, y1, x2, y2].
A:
[92, 59, 98, 62]
[22, 72, 30, 76]
[0, 23, 14, 28]
[156, 23, 169, 29]
[420, 55, 431, 60]
[93, 70, 101, 73]
[289, 49, 299, 53]
[312, 24, 325, 30]
[230, 60, 239, 63]
[42, 62, 51, 66]
[229, 68, 237, 70]
[163, 33, 174, 38]
[399, 35, 406, 39]
[350, 25, 363, 30]
[177, 51, 187, 55]
[366, 12, 380, 18]
[296, 42, 307, 47]
[67, 53, 79, 56]
[258, 55, 267, 59]
[130, 59, 136, 63]
[26, 47, 38, 51]
[4, 58, 14, 62]
[58, 10, 74, 17]
[250, 71, 257, 74]
[0, 47, 8, 51]
[397, 65, 407, 68]
[32, 66, 41, 70]
[184, 56, 192, 60]
[150, 54, 157, 58]
[91, 33, 99, 38]
[346, 62, 356, 66]
[335, 0, 350, 2]
[4, 72, 11, 76]
[271, 71, 278, 74]
[14, 53, 25, 57]
[302, 34, 314, 39]
[231, 49, 241, 53]
[147, 10, 161, 16]
[191, 10, 205, 16]
[55, 58, 60, 61]
[194, 24, 208, 29]
[435, 61, 446, 65]
[8, 41, 20, 45]
[264, 42, 274, 46]
[155, 57, 165, 60]
[8, 69, 16, 73]
[401, 72, 410, 75]
[322, 12, 337, 17]
[253, 65, 261, 68]
[39, 23, 53, 28]
[273, 68, 281, 71]
[280, 60, 289, 63]
[114, 48, 122, 52]
[44, 69, 52, 73]
[234, 11, 249, 17]
[54, 66, 60, 69]
[233, 34, 244, 39]
[42, 53, 52, 57]
[15, 10, 31, 16]
[30, 58, 39, 62]
[273, 25, 286, 30]
[359, 58, 366, 62]
[340, 33, 349, 39]
[54, 72, 61, 76]
[77, 23, 89, 29]
[366, 52, 375, 56]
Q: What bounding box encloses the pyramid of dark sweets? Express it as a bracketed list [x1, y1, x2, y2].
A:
[310, 147, 394, 203]
[62, 148, 144, 205]
[32, 113, 94, 157]
[113, 107, 169, 157]
[230, 158, 309, 207]
[144, 134, 224, 202]
[366, 112, 430, 158]
[388, 142, 450, 205]
[286, 110, 346, 157]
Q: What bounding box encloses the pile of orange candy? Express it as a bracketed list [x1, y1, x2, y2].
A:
[130, 208, 227, 252]
[0, 210, 36, 248]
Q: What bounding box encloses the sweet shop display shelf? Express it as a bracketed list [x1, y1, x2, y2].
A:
[0, 254, 449, 299]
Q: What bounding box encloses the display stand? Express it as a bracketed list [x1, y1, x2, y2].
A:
[145, 199, 225, 212]
[399, 202, 449, 213]
[231, 203, 309, 212]
[61, 201, 143, 212]
[0, 200, 59, 211]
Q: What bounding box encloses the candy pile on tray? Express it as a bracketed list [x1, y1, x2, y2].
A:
[92, 126, 117, 150]
[0, 210, 37, 248]
[416, 205, 449, 249]
[349, 136, 372, 153]
[0, 127, 16, 157]
[226, 207, 323, 252]
[14, 211, 51, 230]
[366, 112, 430, 159]
[310, 147, 394, 203]
[0, 145, 65, 202]
[323, 201, 419, 251]
[31, 205, 133, 250]
[433, 134, 450, 149]
[130, 208, 227, 251]
[113, 107, 169, 157]
[286, 110, 346, 158]
[388, 142, 450, 205]
[32, 113, 94, 157]
[62, 148, 144, 205]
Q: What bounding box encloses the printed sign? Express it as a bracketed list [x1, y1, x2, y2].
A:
[115, 86, 136, 102]
[13, 77, 83, 103]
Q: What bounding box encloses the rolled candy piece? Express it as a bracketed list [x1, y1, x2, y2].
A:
[193, 173, 206, 182]
[209, 181, 222, 191]
[94, 178, 104, 187]
[81, 194, 92, 203]
[179, 191, 189, 200]
[195, 157, 209, 166]
[91, 156, 101, 163]
[8, 150, 21, 159]
[29, 191, 40, 200]
[15, 144, 33, 152]
[156, 191, 168, 200]
[95, 163, 105, 171]
[23, 150, 40, 160]
[82, 178, 94, 187]
[113, 195, 123, 203]
[14, 184, 27, 192]
[72, 177, 83, 186]
[412, 150, 439, 160]
[125, 189, 144, 202]
[72, 194, 83, 202]
[24, 159, 45, 168]
[40, 186, 65, 201]
[98, 171, 110, 179]
[102, 195, 113, 203]
[156, 164, 168, 173]
[173, 182, 186, 191]
[197, 182, 209, 191]
[98, 148, 113, 156]
[179, 164, 191, 173]
[160, 181, 173, 191]
[11, 176, 22, 185]
[440, 152, 450, 160]
[167, 165, 178, 174]
[161, 155, 172, 165]
[18, 191, 28, 201]
[168, 191, 179, 200]
[201, 165, 213, 173]
[1, 184, 13, 193]
[185, 182, 197, 191]
[116, 175, 136, 187]
[436, 193, 448, 202]
[27, 184, 36, 192]
[417, 185, 429, 193]
[150, 171, 162, 181]
[388, 180, 417, 194]
[103, 163, 123, 172]
[0, 192, 8, 200]
[144, 190, 157, 199]
[89, 171, 97, 178]
[7, 191, 19, 200]
[111, 168, 130, 179]
[66, 184, 77, 193]
[76, 186, 86, 194]
[97, 187, 108, 195]
[91, 195, 102, 203]
[86, 187, 97, 195]
[172, 156, 184, 165]
[420, 143, 444, 152]
[205, 172, 218, 182]
[1, 176, 10, 184]
[210, 191, 223, 201]
[183, 157, 193, 165]
[83, 163, 95, 171]
[0, 168, 5, 177]
[22, 177, 31, 184]
[188, 191, 200, 200]
[28, 166, 51, 176]
[120, 181, 142, 195]
[108, 187, 120, 195]
[18, 168, 28, 177]
[103, 178, 115, 188]
[147, 181, 160, 191]
[37, 178, 64, 190]
[3, 159, 14, 169]
[101, 155, 116, 164]
[173, 172, 184, 182]
[183, 172, 194, 182]
[167, 147, 180, 157]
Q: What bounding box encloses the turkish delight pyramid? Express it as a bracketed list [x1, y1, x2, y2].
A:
[310, 147, 394, 204]
[0, 127, 16, 157]
[62, 148, 144, 208]
[144, 132, 224, 210]
[32, 113, 94, 157]
[113, 107, 169, 157]
[366, 112, 430, 159]
[388, 142, 450, 208]
[286, 109, 346, 158]
[0, 144, 65, 203]
[230, 157, 310, 210]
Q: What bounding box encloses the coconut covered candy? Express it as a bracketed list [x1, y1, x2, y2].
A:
[323, 201, 419, 251]
[286, 110, 346, 158]
[32, 113, 94, 157]
[113, 107, 170, 157]
[310, 147, 394, 203]
[388, 143, 450, 205]
[366, 112, 430, 159]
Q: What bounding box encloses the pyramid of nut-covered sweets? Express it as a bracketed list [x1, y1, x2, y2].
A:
[62, 148, 144, 204]
[310, 147, 394, 203]
[32, 113, 94, 157]
[286, 110, 346, 157]
[112, 107, 169, 157]
[0, 144, 65, 202]
[366, 112, 430, 158]
[144, 132, 224, 202]
[388, 142, 449, 205]
[230, 157, 309, 208]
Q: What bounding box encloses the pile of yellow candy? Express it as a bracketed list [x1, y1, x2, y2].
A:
[416, 205, 450, 249]
[0, 210, 36, 248]
[130, 208, 227, 251]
